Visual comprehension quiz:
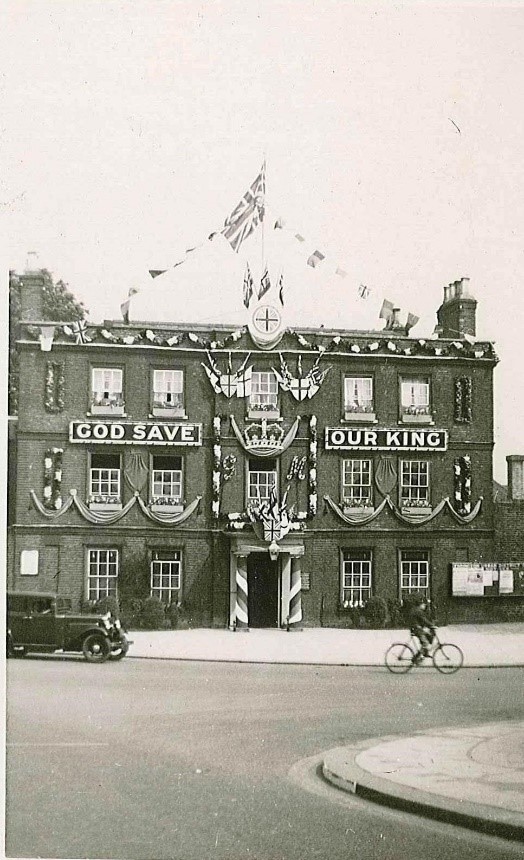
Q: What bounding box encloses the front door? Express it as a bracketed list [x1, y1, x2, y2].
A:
[247, 553, 279, 628]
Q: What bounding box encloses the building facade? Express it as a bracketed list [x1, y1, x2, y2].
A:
[9, 268, 522, 626]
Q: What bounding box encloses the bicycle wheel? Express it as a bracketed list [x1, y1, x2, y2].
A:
[433, 643, 463, 674]
[385, 643, 416, 674]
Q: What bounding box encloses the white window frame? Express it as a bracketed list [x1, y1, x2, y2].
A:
[151, 455, 183, 505]
[150, 552, 182, 604]
[400, 377, 430, 415]
[342, 459, 372, 506]
[89, 453, 121, 503]
[87, 548, 119, 601]
[249, 371, 278, 410]
[91, 368, 124, 408]
[344, 376, 374, 414]
[152, 369, 184, 411]
[400, 550, 430, 599]
[341, 550, 372, 606]
[248, 463, 277, 503]
[400, 460, 429, 506]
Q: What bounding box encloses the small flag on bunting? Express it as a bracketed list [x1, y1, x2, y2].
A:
[243, 263, 254, 308]
[277, 273, 284, 306]
[307, 250, 325, 269]
[358, 283, 371, 299]
[379, 299, 395, 321]
[406, 312, 420, 332]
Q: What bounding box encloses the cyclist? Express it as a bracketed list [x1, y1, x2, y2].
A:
[407, 596, 435, 663]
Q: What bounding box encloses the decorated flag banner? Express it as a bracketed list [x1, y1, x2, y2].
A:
[258, 266, 271, 299]
[243, 263, 254, 308]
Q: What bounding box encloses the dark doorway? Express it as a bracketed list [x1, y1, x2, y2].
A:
[247, 553, 279, 628]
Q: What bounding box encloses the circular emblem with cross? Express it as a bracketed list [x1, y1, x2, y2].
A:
[253, 305, 281, 335]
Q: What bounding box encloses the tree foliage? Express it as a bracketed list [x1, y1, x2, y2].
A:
[8, 269, 88, 414]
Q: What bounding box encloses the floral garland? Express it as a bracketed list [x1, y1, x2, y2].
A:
[454, 376, 473, 423]
[287, 455, 307, 482]
[43, 448, 63, 510]
[45, 362, 65, 413]
[454, 456, 472, 514]
[212, 416, 221, 519]
[308, 415, 317, 517]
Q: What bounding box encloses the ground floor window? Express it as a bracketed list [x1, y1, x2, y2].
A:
[87, 548, 119, 601]
[400, 549, 430, 598]
[150, 550, 182, 604]
[341, 549, 372, 606]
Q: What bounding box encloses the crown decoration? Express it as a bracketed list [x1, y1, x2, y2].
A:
[273, 353, 331, 401]
[244, 418, 284, 452]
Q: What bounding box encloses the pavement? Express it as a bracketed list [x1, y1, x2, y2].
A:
[127, 622, 524, 841]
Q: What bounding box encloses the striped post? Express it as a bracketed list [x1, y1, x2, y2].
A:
[235, 554, 249, 629]
[288, 556, 302, 627]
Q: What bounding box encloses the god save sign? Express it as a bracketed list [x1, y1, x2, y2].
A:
[70, 420, 202, 446]
[325, 427, 447, 452]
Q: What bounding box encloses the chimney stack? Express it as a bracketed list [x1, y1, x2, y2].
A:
[19, 256, 45, 321]
[436, 276, 477, 339]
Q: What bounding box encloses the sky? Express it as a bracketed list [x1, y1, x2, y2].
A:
[2, 0, 524, 482]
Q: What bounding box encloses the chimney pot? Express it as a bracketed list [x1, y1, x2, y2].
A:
[461, 276, 470, 297]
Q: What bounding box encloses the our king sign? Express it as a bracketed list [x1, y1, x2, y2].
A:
[325, 427, 447, 452]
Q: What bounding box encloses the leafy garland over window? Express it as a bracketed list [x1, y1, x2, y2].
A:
[45, 362, 65, 413]
[43, 448, 63, 510]
[454, 455, 472, 514]
[454, 376, 472, 423]
[212, 417, 221, 519]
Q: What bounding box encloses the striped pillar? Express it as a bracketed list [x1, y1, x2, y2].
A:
[234, 554, 249, 629]
[288, 556, 303, 627]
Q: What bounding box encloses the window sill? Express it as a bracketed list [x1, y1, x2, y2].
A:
[150, 503, 184, 513]
[342, 505, 374, 515]
[151, 408, 187, 419]
[247, 409, 281, 420]
[400, 414, 433, 425]
[88, 502, 123, 511]
[89, 406, 126, 416]
[401, 506, 432, 516]
[343, 412, 377, 423]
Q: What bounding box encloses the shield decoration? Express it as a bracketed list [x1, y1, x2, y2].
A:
[263, 519, 282, 542]
[219, 375, 238, 398]
[289, 377, 310, 401]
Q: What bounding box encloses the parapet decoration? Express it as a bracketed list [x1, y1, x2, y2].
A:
[30, 489, 201, 526]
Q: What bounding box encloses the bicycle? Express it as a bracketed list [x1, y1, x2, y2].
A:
[385, 628, 463, 674]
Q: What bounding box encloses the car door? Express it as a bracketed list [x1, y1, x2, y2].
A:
[25, 598, 58, 647]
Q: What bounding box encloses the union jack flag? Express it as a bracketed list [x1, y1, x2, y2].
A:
[221, 163, 266, 252]
[64, 319, 91, 344]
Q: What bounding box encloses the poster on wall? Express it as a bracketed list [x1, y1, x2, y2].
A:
[452, 562, 524, 597]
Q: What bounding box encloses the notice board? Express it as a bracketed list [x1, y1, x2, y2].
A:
[452, 562, 524, 597]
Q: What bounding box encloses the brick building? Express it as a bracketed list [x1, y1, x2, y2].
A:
[8, 267, 522, 626]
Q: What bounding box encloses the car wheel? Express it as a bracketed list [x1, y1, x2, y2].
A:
[108, 635, 129, 661]
[82, 633, 111, 663]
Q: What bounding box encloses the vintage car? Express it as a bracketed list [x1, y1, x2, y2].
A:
[6, 591, 131, 663]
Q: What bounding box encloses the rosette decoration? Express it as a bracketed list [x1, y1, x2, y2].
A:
[43, 448, 63, 510]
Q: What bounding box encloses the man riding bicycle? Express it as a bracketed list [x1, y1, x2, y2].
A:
[407, 596, 435, 663]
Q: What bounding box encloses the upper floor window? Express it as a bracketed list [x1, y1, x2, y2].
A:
[342, 459, 373, 508]
[87, 548, 119, 601]
[91, 368, 124, 415]
[344, 376, 375, 420]
[400, 549, 430, 599]
[400, 377, 431, 423]
[400, 460, 430, 508]
[152, 370, 184, 416]
[249, 372, 279, 415]
[89, 452, 121, 507]
[248, 458, 277, 503]
[150, 550, 182, 604]
[151, 455, 183, 509]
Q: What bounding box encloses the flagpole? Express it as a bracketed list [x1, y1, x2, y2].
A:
[262, 155, 266, 274]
